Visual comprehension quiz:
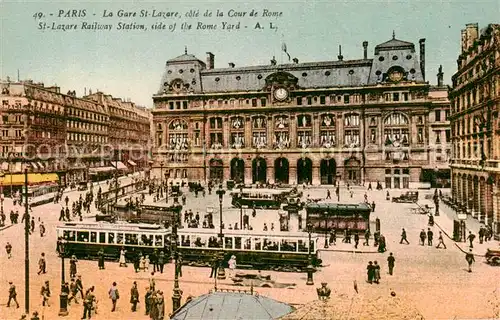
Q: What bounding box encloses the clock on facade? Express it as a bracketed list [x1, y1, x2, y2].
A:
[273, 87, 288, 101]
[388, 70, 404, 82]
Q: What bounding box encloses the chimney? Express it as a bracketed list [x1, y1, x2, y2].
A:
[337, 45, 343, 61]
[465, 23, 479, 50]
[419, 38, 426, 81]
[270, 56, 277, 66]
[206, 52, 214, 70]
[362, 41, 368, 59]
[461, 29, 467, 53]
[437, 65, 444, 87]
[228, 62, 235, 68]
[292, 58, 299, 64]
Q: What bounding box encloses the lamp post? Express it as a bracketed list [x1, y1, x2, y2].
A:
[216, 184, 226, 280]
[324, 212, 329, 249]
[0, 170, 5, 217]
[160, 161, 164, 198]
[165, 171, 170, 204]
[23, 168, 30, 314]
[171, 209, 182, 311]
[58, 239, 68, 316]
[306, 222, 314, 285]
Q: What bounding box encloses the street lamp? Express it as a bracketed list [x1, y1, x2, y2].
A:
[306, 222, 315, 285]
[165, 171, 170, 204]
[171, 209, 182, 311]
[160, 161, 164, 198]
[0, 170, 5, 217]
[323, 212, 329, 249]
[216, 184, 226, 280]
[58, 239, 69, 316]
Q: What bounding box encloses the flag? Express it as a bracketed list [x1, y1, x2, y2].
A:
[282, 43, 291, 61]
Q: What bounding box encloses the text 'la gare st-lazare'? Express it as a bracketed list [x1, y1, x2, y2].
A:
[99, 9, 282, 18]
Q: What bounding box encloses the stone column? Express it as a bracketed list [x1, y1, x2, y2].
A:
[493, 181, 500, 235]
[245, 117, 251, 149]
[485, 179, 493, 226]
[289, 161, 297, 185]
[223, 116, 230, 149]
[290, 115, 297, 149]
[467, 177, 473, 214]
[312, 164, 320, 185]
[245, 160, 252, 184]
[473, 178, 479, 219]
[313, 115, 320, 147]
[479, 178, 486, 223]
[267, 116, 273, 149]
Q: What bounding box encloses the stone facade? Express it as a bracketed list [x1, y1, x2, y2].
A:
[152, 34, 451, 188]
[0, 81, 151, 185]
[450, 23, 500, 235]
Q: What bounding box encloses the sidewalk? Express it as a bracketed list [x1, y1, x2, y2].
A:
[317, 239, 379, 254]
[431, 199, 499, 256]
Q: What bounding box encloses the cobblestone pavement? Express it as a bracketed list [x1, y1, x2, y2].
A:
[0, 179, 499, 319]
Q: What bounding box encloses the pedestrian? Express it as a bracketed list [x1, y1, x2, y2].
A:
[68, 279, 79, 305]
[210, 255, 219, 278]
[329, 229, 336, 245]
[5, 241, 12, 258]
[76, 275, 84, 299]
[69, 255, 78, 278]
[108, 282, 119, 312]
[40, 281, 50, 307]
[387, 253, 395, 275]
[386, 190, 390, 201]
[30, 311, 40, 320]
[7, 281, 19, 308]
[176, 253, 183, 277]
[37, 253, 46, 275]
[97, 249, 105, 270]
[363, 229, 370, 246]
[378, 234, 386, 253]
[368, 182, 372, 190]
[144, 255, 150, 271]
[134, 254, 141, 273]
[326, 189, 331, 199]
[228, 255, 237, 278]
[366, 261, 374, 284]
[436, 231, 447, 249]
[158, 251, 165, 273]
[130, 281, 139, 312]
[156, 291, 165, 320]
[59, 208, 65, 221]
[371, 201, 376, 212]
[400, 228, 409, 244]
[419, 229, 426, 246]
[427, 228, 434, 246]
[144, 286, 153, 316]
[465, 249, 475, 272]
[467, 231, 476, 248]
[81, 286, 95, 319]
[39, 222, 45, 237]
[354, 233, 360, 249]
[373, 261, 381, 284]
[119, 248, 127, 267]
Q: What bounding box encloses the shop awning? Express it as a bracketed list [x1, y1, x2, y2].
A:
[127, 160, 137, 166]
[111, 161, 128, 170]
[89, 166, 116, 174]
[0, 173, 59, 186]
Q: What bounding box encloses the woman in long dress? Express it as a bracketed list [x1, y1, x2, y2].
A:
[373, 261, 381, 284]
[228, 255, 237, 278]
[119, 248, 127, 267]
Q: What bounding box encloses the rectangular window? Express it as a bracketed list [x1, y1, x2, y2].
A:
[296, 97, 302, 105]
[370, 128, 376, 143]
[418, 128, 424, 143]
[393, 93, 400, 101]
[320, 96, 326, 104]
[307, 97, 312, 105]
[403, 92, 409, 101]
[252, 99, 257, 107]
[344, 95, 350, 104]
[182, 101, 188, 109]
[435, 130, 441, 143]
[435, 110, 441, 122]
[260, 98, 266, 107]
[176, 101, 181, 109]
[445, 130, 451, 143]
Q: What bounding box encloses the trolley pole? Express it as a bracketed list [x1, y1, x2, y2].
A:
[24, 168, 30, 314]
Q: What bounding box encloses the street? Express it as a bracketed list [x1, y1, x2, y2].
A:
[0, 177, 499, 319]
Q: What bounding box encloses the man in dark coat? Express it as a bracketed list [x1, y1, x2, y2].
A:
[210, 255, 219, 278]
[419, 229, 426, 246]
[97, 249, 105, 270]
[130, 281, 139, 312]
[465, 249, 475, 272]
[400, 228, 409, 244]
[150, 250, 158, 273]
[158, 251, 165, 273]
[387, 252, 395, 275]
[366, 261, 374, 284]
[427, 228, 434, 246]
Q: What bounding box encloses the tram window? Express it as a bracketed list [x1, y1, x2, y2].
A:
[99, 232, 106, 244]
[280, 240, 297, 252]
[254, 238, 262, 251]
[155, 235, 163, 246]
[298, 240, 308, 252]
[208, 236, 220, 248]
[264, 239, 278, 251]
[117, 233, 124, 244]
[108, 233, 115, 244]
[90, 232, 97, 243]
[181, 235, 190, 247]
[63, 231, 76, 241]
[125, 233, 139, 245]
[224, 238, 233, 249]
[141, 235, 153, 246]
[77, 231, 89, 242]
[244, 238, 251, 250]
[234, 237, 242, 249]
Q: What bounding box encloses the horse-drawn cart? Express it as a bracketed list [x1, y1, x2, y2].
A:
[485, 248, 500, 266]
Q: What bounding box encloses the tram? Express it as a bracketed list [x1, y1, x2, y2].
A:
[176, 228, 321, 271]
[305, 203, 372, 233]
[230, 188, 292, 209]
[56, 222, 171, 261]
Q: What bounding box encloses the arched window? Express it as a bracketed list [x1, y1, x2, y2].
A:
[252, 115, 267, 148]
[168, 119, 189, 150]
[297, 114, 312, 148]
[230, 116, 245, 149]
[320, 113, 336, 148]
[384, 112, 409, 146]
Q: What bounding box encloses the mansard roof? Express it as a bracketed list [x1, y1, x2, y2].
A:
[167, 53, 203, 64]
[375, 37, 415, 53]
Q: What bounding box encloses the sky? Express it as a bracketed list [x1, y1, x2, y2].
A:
[1, 0, 499, 108]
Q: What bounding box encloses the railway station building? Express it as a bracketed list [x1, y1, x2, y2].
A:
[152, 33, 451, 188]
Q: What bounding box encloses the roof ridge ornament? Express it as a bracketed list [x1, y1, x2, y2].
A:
[184, 46, 187, 54]
[392, 30, 395, 39]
